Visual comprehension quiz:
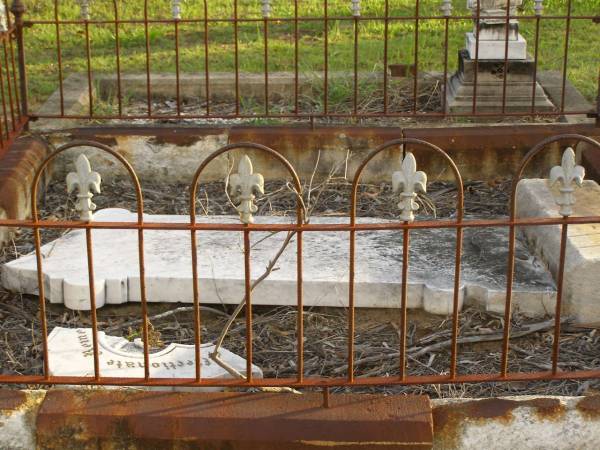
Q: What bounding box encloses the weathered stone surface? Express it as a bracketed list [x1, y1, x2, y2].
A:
[0, 390, 46, 450]
[517, 179, 600, 324]
[48, 327, 262, 389]
[433, 396, 600, 450]
[2, 208, 556, 316]
[465, 32, 527, 60]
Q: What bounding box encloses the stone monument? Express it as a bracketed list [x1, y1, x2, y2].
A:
[446, 0, 554, 113]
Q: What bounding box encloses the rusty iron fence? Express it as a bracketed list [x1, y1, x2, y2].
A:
[0, 133, 598, 391]
[11, 0, 600, 123]
[0, 0, 27, 151]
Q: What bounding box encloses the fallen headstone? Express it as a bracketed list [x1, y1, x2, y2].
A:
[48, 327, 261, 390]
[2, 208, 556, 316]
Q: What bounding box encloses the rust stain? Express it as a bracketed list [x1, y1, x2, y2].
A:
[433, 397, 564, 449]
[576, 395, 600, 419]
[37, 390, 433, 449]
[0, 390, 26, 412]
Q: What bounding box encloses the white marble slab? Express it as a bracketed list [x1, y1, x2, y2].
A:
[2, 208, 556, 316]
[48, 327, 261, 390]
[466, 32, 527, 60]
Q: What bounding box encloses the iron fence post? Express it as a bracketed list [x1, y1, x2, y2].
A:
[10, 0, 27, 128]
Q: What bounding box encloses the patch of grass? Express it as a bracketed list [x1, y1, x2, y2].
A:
[21, 0, 600, 111]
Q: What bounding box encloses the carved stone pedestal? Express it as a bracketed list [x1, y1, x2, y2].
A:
[445, 50, 555, 114]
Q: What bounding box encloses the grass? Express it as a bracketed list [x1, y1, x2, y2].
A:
[21, 0, 600, 112]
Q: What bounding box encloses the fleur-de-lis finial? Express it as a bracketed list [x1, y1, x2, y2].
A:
[392, 152, 427, 223]
[351, 0, 361, 16]
[172, 0, 182, 19]
[440, 0, 452, 16]
[78, 0, 91, 20]
[534, 0, 544, 16]
[549, 147, 585, 217]
[261, 0, 271, 18]
[228, 155, 265, 224]
[66, 154, 102, 221]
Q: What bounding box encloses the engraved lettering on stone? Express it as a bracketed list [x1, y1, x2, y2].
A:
[228, 155, 264, 224]
[549, 147, 585, 217]
[66, 154, 102, 221]
[392, 152, 427, 223]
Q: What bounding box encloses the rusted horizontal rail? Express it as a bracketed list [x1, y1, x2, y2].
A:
[2, 369, 600, 388]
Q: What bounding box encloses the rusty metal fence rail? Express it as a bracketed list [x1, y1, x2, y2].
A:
[12, 0, 600, 122]
[0, 133, 599, 391]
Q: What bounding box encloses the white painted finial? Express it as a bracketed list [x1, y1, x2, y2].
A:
[392, 152, 427, 223]
[534, 0, 544, 16]
[229, 155, 265, 224]
[440, 0, 453, 16]
[0, 3, 7, 33]
[172, 0, 182, 19]
[351, 0, 361, 16]
[261, 0, 271, 18]
[66, 154, 102, 221]
[549, 147, 585, 217]
[78, 0, 91, 20]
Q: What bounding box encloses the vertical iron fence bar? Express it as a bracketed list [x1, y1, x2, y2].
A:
[138, 227, 150, 380]
[552, 222, 568, 373]
[353, 16, 359, 116]
[323, 0, 328, 115]
[113, 1, 122, 117]
[560, 0, 573, 113]
[234, 0, 240, 115]
[203, 0, 210, 116]
[412, 0, 420, 114]
[500, 223, 517, 376]
[383, 0, 389, 114]
[10, 0, 27, 124]
[294, 0, 299, 115]
[399, 227, 410, 380]
[348, 228, 355, 382]
[244, 228, 253, 382]
[190, 226, 202, 381]
[297, 229, 304, 383]
[0, 51, 10, 140]
[84, 19, 93, 117]
[441, 14, 450, 115]
[472, 0, 481, 114]
[144, 1, 151, 117]
[53, 0, 64, 116]
[449, 224, 464, 377]
[4, 0, 19, 118]
[501, 0, 511, 114]
[530, 13, 541, 113]
[33, 227, 50, 379]
[174, 19, 181, 116]
[263, 17, 269, 116]
[85, 228, 101, 380]
[2, 40, 15, 129]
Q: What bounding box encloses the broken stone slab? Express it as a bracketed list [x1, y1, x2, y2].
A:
[48, 327, 261, 391]
[517, 179, 600, 324]
[2, 208, 556, 316]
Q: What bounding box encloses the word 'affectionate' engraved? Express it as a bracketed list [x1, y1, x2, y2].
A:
[66, 154, 102, 221]
[228, 155, 265, 224]
[392, 152, 427, 223]
[549, 147, 585, 217]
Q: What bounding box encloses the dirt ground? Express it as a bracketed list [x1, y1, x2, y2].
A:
[1, 176, 598, 398]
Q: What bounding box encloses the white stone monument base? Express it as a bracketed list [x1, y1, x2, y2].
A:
[466, 32, 528, 60]
[48, 327, 262, 391]
[517, 179, 600, 324]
